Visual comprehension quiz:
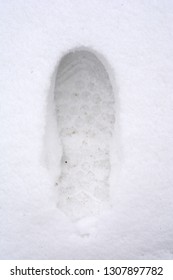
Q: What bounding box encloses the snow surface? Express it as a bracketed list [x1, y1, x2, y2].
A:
[0, 0, 173, 259]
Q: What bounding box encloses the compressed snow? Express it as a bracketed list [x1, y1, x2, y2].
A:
[0, 0, 173, 259]
[53, 50, 115, 219]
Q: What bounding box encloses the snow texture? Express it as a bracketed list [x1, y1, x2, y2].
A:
[0, 0, 173, 259]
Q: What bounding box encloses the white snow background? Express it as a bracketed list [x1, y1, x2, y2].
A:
[0, 0, 173, 259]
